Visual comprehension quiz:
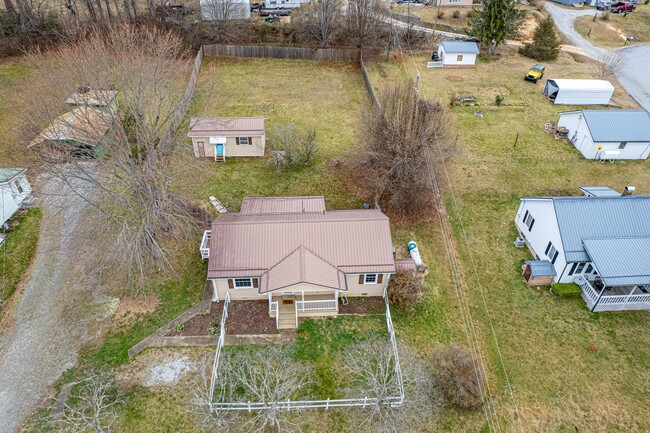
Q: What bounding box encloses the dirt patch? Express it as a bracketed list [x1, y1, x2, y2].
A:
[446, 75, 464, 82]
[517, 10, 544, 42]
[112, 296, 160, 331]
[167, 300, 278, 337]
[338, 297, 385, 315]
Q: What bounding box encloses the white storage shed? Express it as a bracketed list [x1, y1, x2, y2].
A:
[437, 41, 480, 68]
[543, 79, 614, 105]
[558, 110, 650, 160]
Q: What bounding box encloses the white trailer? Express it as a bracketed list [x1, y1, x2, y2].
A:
[543, 79, 615, 105]
[264, 0, 309, 8]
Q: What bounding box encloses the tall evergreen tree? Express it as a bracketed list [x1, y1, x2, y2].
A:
[520, 16, 561, 61]
[469, 0, 523, 56]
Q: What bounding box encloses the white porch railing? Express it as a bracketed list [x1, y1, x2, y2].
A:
[200, 230, 211, 260]
[295, 299, 338, 312]
[427, 60, 443, 69]
[208, 291, 229, 403]
[576, 276, 650, 312]
[269, 301, 279, 329]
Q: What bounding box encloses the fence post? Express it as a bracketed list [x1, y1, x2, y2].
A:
[326, 398, 330, 410]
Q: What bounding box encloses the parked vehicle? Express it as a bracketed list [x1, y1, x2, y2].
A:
[396, 0, 421, 4]
[611, 1, 636, 13]
[596, 0, 612, 9]
[525, 64, 545, 83]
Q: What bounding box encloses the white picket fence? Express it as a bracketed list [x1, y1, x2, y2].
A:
[208, 291, 230, 403]
[208, 293, 404, 412]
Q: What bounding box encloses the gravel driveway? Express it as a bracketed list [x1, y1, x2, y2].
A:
[0, 174, 105, 433]
[546, 3, 650, 111]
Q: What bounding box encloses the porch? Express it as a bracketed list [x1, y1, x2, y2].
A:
[268, 292, 339, 330]
[576, 276, 650, 312]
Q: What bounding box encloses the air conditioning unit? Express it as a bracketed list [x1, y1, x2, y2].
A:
[514, 237, 525, 248]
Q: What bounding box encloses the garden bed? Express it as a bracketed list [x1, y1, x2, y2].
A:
[338, 296, 385, 315]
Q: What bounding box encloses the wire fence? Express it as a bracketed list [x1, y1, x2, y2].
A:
[208, 292, 404, 412]
[208, 290, 230, 403]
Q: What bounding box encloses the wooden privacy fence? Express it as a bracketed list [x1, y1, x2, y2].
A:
[203, 44, 360, 62]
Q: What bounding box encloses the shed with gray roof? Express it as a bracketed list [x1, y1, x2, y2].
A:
[437, 41, 480, 68]
[558, 110, 650, 160]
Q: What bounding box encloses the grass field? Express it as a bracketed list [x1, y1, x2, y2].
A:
[575, 5, 650, 47]
[367, 49, 650, 431]
[0, 60, 33, 166]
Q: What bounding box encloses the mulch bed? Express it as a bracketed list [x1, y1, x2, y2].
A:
[166, 300, 277, 337]
[338, 297, 385, 315]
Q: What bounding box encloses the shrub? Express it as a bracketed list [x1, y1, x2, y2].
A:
[551, 283, 582, 298]
[466, 10, 474, 18]
[495, 94, 504, 106]
[387, 271, 426, 310]
[431, 344, 483, 410]
[601, 10, 610, 21]
[268, 124, 318, 170]
[452, 10, 460, 18]
[437, 11, 445, 19]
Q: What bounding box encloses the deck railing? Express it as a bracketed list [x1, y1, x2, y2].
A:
[576, 276, 650, 312]
[269, 301, 279, 329]
[200, 230, 211, 260]
[295, 299, 338, 311]
[208, 291, 229, 403]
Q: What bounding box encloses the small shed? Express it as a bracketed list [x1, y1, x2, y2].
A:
[543, 79, 615, 105]
[187, 117, 265, 162]
[522, 260, 556, 286]
[0, 168, 32, 226]
[65, 88, 119, 113]
[558, 110, 650, 160]
[437, 41, 480, 68]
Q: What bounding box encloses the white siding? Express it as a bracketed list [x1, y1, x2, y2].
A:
[559, 112, 650, 160]
[264, 0, 310, 8]
[438, 47, 477, 67]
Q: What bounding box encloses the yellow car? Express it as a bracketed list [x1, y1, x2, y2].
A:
[525, 64, 545, 83]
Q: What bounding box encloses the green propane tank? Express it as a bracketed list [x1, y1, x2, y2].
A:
[407, 241, 422, 267]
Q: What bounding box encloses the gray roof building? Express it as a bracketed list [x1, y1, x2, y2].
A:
[439, 41, 480, 54]
[580, 110, 650, 142]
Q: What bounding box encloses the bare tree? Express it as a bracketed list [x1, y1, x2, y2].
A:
[206, 345, 312, 432]
[54, 374, 124, 433]
[268, 124, 318, 171]
[592, 52, 626, 81]
[341, 339, 441, 433]
[350, 79, 452, 217]
[346, 0, 386, 49]
[25, 23, 201, 285]
[431, 344, 484, 410]
[387, 270, 426, 311]
[294, 0, 341, 47]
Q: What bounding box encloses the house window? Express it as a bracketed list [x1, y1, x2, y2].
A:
[457, 54, 464, 62]
[568, 263, 577, 276]
[575, 263, 586, 274]
[545, 242, 558, 265]
[14, 180, 23, 194]
[523, 211, 535, 231]
[585, 264, 593, 274]
[234, 278, 253, 288]
[619, 142, 627, 150]
[236, 137, 251, 145]
[364, 274, 377, 284]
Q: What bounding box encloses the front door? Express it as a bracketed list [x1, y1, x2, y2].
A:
[215, 143, 224, 156]
[282, 292, 294, 305]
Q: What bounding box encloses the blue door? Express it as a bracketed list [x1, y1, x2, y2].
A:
[215, 144, 224, 156]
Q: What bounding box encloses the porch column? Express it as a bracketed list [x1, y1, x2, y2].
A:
[211, 279, 219, 303]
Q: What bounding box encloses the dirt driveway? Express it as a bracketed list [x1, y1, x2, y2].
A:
[0, 174, 109, 433]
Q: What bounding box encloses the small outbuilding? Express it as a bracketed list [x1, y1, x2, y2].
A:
[558, 110, 650, 160]
[0, 168, 32, 226]
[436, 41, 480, 68]
[65, 88, 119, 113]
[543, 79, 615, 105]
[522, 260, 556, 286]
[187, 117, 265, 162]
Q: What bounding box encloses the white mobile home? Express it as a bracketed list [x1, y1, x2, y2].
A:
[514, 188, 650, 312]
[264, 0, 309, 9]
[543, 79, 614, 105]
[0, 168, 32, 226]
[187, 117, 265, 162]
[558, 110, 650, 160]
[436, 41, 479, 68]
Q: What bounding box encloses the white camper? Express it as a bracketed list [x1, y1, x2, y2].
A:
[264, 0, 309, 8]
[543, 79, 614, 105]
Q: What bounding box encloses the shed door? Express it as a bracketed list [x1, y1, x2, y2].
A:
[215, 144, 224, 155]
[197, 141, 205, 157]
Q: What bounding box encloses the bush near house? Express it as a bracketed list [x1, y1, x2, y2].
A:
[551, 283, 582, 298]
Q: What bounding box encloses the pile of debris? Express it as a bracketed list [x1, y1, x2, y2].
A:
[452, 94, 478, 106]
[544, 122, 569, 140]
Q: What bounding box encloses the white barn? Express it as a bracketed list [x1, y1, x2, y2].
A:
[558, 110, 650, 160]
[514, 188, 650, 312]
[542, 79, 614, 105]
[201, 0, 251, 20]
[436, 41, 479, 68]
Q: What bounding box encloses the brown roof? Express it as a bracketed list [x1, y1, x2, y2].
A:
[395, 259, 417, 273]
[187, 117, 264, 138]
[65, 89, 118, 107]
[28, 107, 113, 148]
[207, 198, 396, 292]
[241, 196, 326, 215]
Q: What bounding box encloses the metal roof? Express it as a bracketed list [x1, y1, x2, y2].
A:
[0, 168, 25, 183]
[546, 79, 614, 91]
[582, 238, 650, 286]
[395, 259, 417, 273]
[551, 196, 650, 262]
[65, 89, 118, 107]
[207, 200, 396, 289]
[28, 107, 113, 148]
[187, 117, 264, 138]
[240, 196, 326, 215]
[579, 186, 621, 197]
[440, 41, 480, 54]
[581, 110, 650, 142]
[525, 260, 557, 277]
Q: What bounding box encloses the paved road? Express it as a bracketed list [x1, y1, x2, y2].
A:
[546, 3, 650, 111]
[0, 175, 100, 433]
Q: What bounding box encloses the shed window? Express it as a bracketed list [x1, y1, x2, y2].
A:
[618, 142, 627, 150]
[457, 54, 463, 62]
[523, 211, 535, 231]
[236, 137, 251, 145]
[14, 180, 23, 194]
[234, 278, 253, 288]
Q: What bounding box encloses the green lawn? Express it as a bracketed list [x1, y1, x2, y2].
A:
[0, 208, 41, 304]
[575, 5, 650, 47]
[367, 49, 650, 431]
[0, 60, 33, 165]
